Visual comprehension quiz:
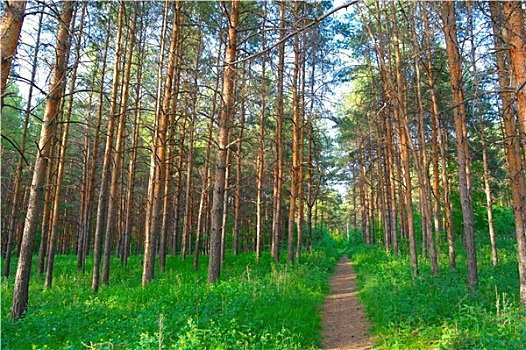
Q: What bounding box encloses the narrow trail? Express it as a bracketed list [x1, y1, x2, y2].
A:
[321, 255, 372, 350]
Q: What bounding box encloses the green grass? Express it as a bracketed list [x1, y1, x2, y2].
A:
[348, 237, 526, 349]
[1, 238, 340, 350]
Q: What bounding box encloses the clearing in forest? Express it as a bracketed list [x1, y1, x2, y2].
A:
[321, 255, 372, 350]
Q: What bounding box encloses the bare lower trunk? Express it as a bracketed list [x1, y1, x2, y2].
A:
[181, 114, 196, 260]
[102, 4, 136, 285]
[208, 0, 239, 283]
[288, 0, 300, 263]
[467, 3, 497, 267]
[423, 5, 455, 269]
[92, 2, 125, 294]
[441, 0, 478, 291]
[220, 149, 231, 263]
[195, 29, 222, 269]
[409, 4, 438, 274]
[122, 26, 145, 266]
[46, 3, 84, 288]
[37, 143, 57, 275]
[255, 33, 266, 260]
[495, 0, 526, 304]
[233, 90, 245, 256]
[143, 1, 180, 287]
[271, 1, 286, 263]
[3, 8, 43, 278]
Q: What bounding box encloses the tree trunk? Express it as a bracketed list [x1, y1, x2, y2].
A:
[440, 0, 478, 292]
[296, 27, 306, 260]
[122, 10, 146, 266]
[101, 2, 137, 285]
[195, 21, 223, 269]
[182, 32, 201, 260]
[360, 3, 410, 263]
[159, 9, 182, 271]
[208, 0, 240, 283]
[467, 2, 497, 266]
[0, 0, 27, 100]
[182, 112, 196, 260]
[272, 1, 286, 263]
[37, 138, 58, 275]
[502, 0, 526, 306]
[161, 1, 183, 263]
[255, 3, 267, 261]
[306, 55, 319, 251]
[92, 2, 125, 294]
[502, 2, 526, 158]
[78, 27, 111, 273]
[358, 141, 369, 244]
[221, 148, 232, 263]
[491, 0, 526, 305]
[233, 71, 246, 256]
[3, 7, 43, 278]
[406, 3, 438, 275]
[288, 0, 301, 263]
[143, 1, 181, 286]
[11, 0, 74, 321]
[45, 2, 85, 288]
[383, 2, 397, 252]
[423, 5, 455, 270]
[411, 36, 439, 275]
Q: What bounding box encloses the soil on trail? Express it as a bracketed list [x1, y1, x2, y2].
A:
[321, 255, 372, 350]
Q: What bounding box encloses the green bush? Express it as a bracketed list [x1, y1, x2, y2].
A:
[492, 206, 515, 237]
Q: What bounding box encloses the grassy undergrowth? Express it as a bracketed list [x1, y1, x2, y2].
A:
[349, 238, 526, 349]
[2, 237, 340, 349]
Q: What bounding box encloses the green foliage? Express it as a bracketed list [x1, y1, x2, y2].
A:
[490, 206, 515, 237]
[348, 239, 526, 349]
[1, 239, 339, 349]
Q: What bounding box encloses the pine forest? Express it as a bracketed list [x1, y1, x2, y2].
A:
[1, 1, 526, 349]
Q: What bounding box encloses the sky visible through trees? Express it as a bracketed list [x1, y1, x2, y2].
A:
[1, 0, 526, 331]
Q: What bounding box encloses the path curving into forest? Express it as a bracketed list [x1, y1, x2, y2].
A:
[321, 255, 372, 350]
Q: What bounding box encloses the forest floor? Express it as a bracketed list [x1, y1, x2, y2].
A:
[321, 255, 373, 350]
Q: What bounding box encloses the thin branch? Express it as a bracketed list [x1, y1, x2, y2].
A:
[232, 0, 359, 65]
[1, 134, 30, 166]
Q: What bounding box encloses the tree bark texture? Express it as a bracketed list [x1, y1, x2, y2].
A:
[11, 0, 74, 321]
[440, 0, 478, 291]
[2, 7, 43, 279]
[0, 0, 27, 100]
[492, 0, 526, 305]
[271, 1, 286, 263]
[143, 1, 181, 286]
[92, 2, 125, 294]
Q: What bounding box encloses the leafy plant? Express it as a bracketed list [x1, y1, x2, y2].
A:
[1, 235, 341, 349]
[348, 238, 526, 349]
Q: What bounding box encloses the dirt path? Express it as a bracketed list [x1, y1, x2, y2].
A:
[321, 255, 372, 350]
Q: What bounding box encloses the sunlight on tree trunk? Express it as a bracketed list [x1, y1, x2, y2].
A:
[0, 0, 27, 101]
